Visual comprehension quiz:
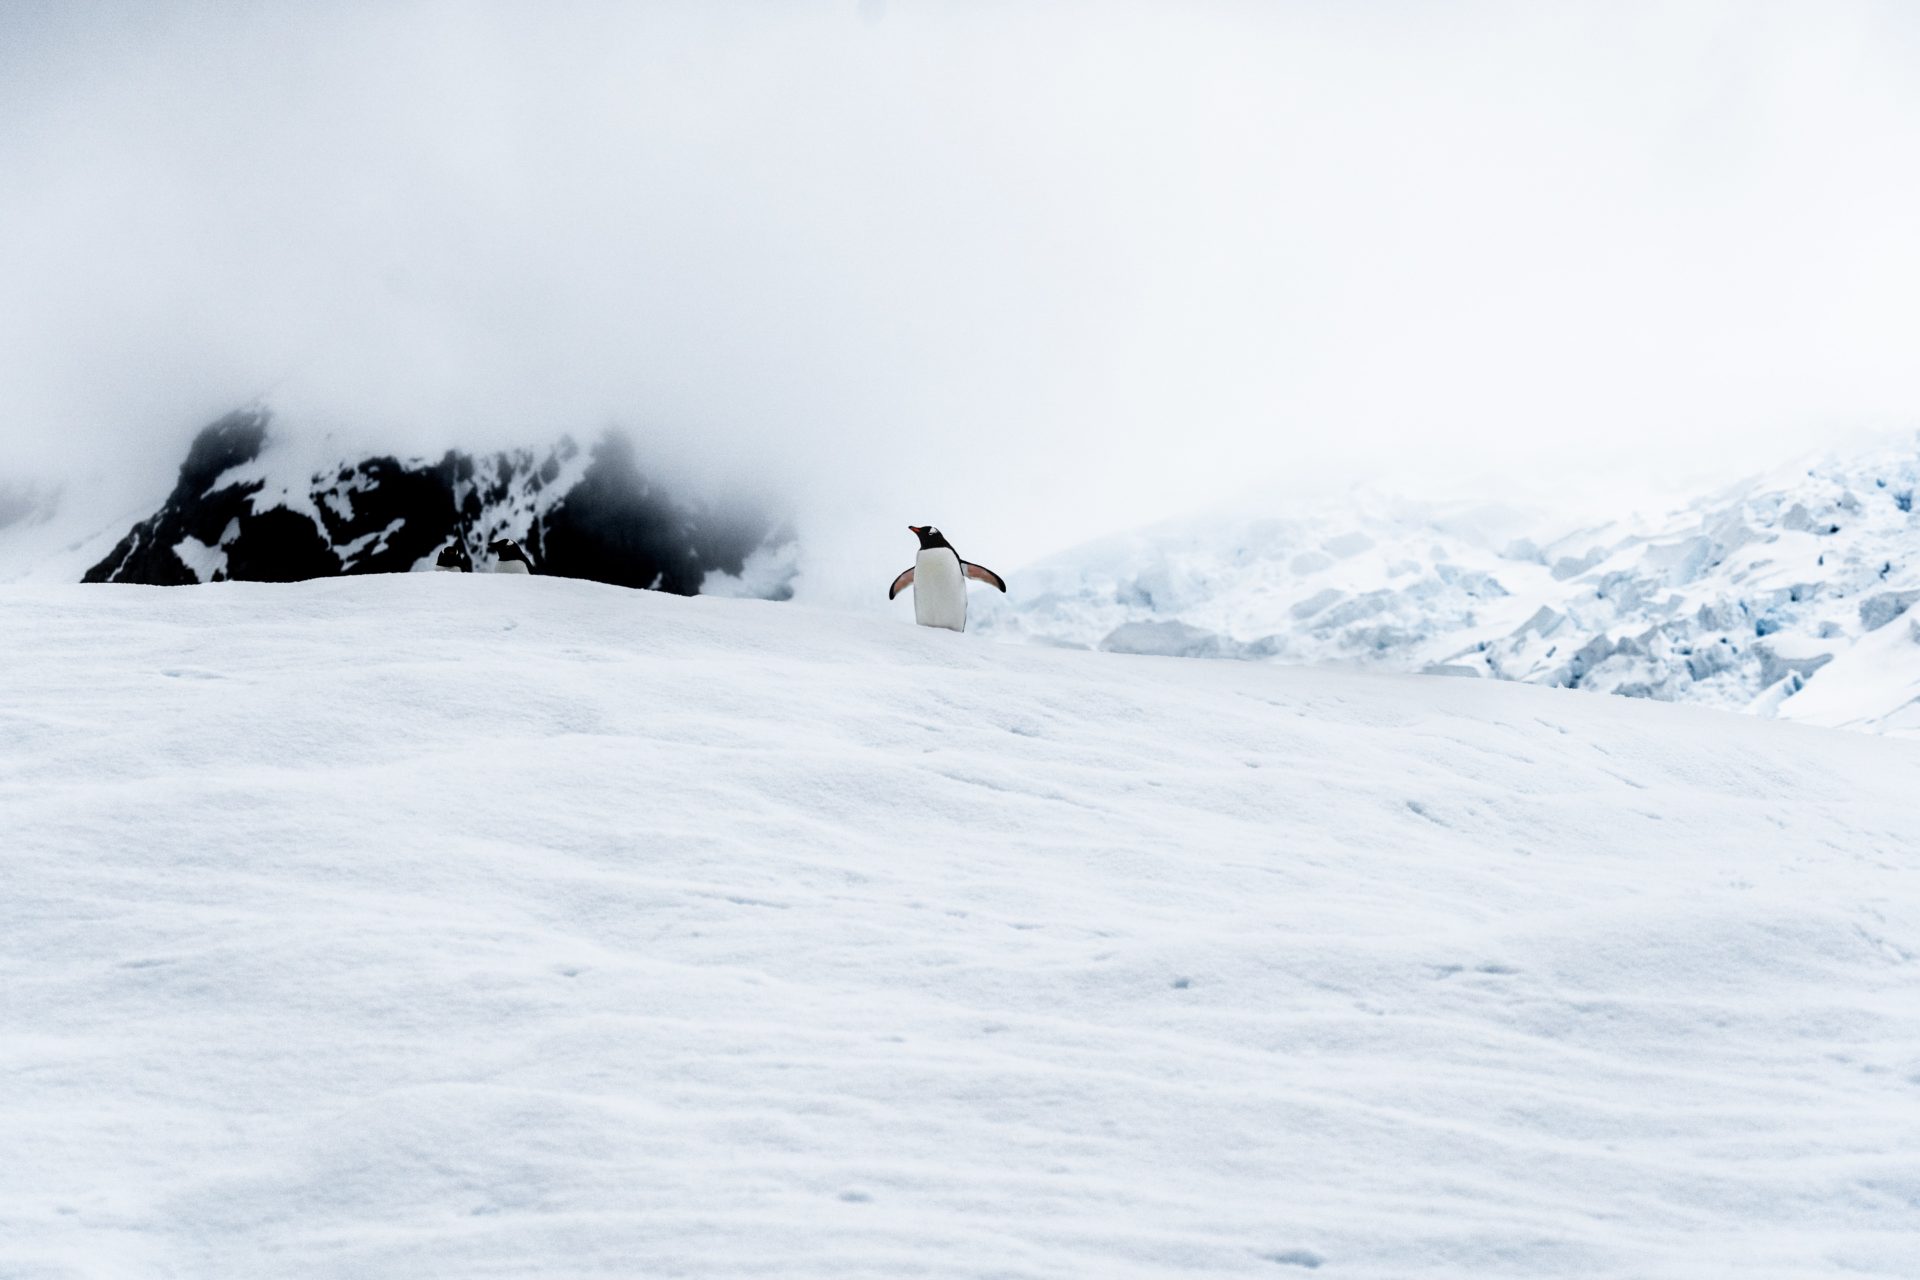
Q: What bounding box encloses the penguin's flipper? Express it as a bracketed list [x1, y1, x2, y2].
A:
[962, 562, 1007, 592]
[888, 566, 915, 600]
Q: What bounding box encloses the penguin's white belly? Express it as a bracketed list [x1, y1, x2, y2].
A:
[494, 560, 530, 575]
[913, 548, 967, 631]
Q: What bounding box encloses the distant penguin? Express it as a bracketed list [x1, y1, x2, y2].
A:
[489, 538, 534, 575]
[434, 541, 472, 572]
[888, 525, 1005, 632]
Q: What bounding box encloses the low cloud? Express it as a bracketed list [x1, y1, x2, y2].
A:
[3, 1, 1918, 601]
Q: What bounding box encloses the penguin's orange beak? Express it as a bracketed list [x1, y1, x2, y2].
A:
[907, 525, 923, 534]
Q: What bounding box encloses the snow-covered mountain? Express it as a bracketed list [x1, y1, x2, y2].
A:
[3, 408, 796, 596]
[982, 440, 1920, 737]
[5, 577, 1916, 1277]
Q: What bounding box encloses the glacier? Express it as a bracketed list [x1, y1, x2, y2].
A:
[979, 440, 1920, 737]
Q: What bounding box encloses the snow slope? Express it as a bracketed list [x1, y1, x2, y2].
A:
[983, 439, 1920, 736]
[5, 578, 1918, 1279]
[0, 474, 173, 587]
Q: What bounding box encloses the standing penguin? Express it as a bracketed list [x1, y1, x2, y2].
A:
[434, 541, 472, 572]
[489, 538, 535, 574]
[888, 525, 1005, 632]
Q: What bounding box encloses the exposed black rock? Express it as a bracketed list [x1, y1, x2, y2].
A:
[224, 507, 343, 582]
[85, 408, 794, 597]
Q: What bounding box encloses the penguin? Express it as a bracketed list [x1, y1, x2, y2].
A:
[489, 537, 534, 574]
[888, 525, 1005, 632]
[434, 541, 472, 572]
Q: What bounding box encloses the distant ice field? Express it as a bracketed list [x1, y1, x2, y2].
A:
[3, 577, 1917, 1278]
[980, 441, 1920, 738]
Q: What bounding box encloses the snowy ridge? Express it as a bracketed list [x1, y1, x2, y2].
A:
[982, 439, 1920, 737]
[5, 578, 1917, 1277]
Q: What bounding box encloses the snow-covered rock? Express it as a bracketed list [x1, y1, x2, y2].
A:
[69, 408, 794, 596]
[982, 440, 1920, 737]
[4, 577, 1917, 1277]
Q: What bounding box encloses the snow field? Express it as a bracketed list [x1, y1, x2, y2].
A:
[3, 576, 1918, 1278]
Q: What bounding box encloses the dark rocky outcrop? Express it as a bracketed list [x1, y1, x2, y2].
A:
[85, 409, 794, 597]
[537, 434, 773, 594]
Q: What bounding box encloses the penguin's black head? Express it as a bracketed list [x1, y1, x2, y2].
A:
[909, 525, 951, 551]
[489, 537, 532, 566]
[435, 542, 472, 571]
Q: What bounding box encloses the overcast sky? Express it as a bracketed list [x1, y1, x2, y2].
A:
[3, 0, 1918, 590]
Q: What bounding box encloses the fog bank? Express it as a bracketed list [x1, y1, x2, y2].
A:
[4, 1, 1918, 601]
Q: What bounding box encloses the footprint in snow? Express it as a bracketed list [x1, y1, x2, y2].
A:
[1433, 962, 1518, 978]
[1262, 1248, 1324, 1268]
[1405, 799, 1447, 825]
